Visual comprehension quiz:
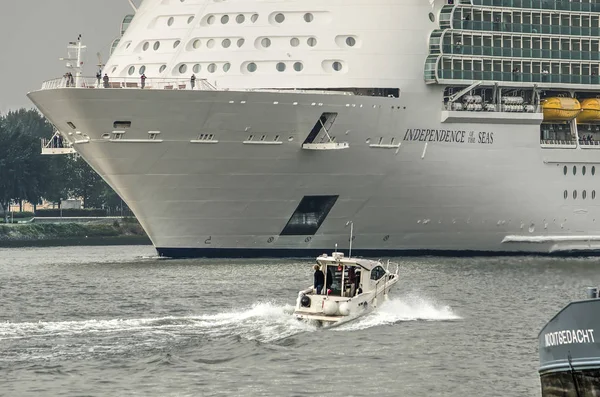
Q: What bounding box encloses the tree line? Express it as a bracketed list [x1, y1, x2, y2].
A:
[0, 109, 127, 222]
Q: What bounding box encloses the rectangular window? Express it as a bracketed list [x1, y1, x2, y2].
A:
[113, 121, 132, 129]
[67, 122, 76, 129]
[280, 195, 338, 236]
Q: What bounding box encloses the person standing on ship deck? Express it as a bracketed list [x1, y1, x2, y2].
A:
[103, 74, 109, 88]
[190, 74, 196, 90]
[313, 265, 324, 294]
[140, 73, 147, 89]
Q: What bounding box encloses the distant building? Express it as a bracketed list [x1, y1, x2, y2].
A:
[60, 199, 83, 209]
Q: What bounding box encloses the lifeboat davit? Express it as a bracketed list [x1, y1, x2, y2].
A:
[577, 98, 600, 123]
[542, 97, 581, 122]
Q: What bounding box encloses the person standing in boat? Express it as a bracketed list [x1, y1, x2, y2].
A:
[313, 264, 324, 294]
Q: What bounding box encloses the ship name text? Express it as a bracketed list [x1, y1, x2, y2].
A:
[403, 129, 494, 145]
[544, 329, 595, 347]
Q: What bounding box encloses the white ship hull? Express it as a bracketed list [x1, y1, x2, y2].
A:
[28, 87, 600, 257]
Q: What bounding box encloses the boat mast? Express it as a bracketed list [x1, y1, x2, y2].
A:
[346, 221, 354, 258]
[61, 35, 86, 88]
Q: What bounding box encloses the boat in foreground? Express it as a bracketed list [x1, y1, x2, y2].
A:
[538, 287, 600, 396]
[293, 252, 399, 327]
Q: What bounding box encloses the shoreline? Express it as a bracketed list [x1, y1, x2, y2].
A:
[0, 236, 152, 248]
[0, 221, 153, 248]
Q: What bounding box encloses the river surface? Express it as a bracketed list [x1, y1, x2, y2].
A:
[0, 246, 597, 396]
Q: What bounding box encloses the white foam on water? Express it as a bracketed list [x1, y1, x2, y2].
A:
[0, 301, 312, 344]
[334, 295, 461, 332]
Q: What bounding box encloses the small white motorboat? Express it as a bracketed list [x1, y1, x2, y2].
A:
[293, 251, 400, 327]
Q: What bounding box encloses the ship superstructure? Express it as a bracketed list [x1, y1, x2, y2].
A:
[28, 0, 600, 257]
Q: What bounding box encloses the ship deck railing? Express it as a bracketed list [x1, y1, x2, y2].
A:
[39, 77, 358, 96]
[40, 76, 217, 91]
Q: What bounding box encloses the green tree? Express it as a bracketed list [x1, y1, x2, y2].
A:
[0, 109, 53, 221]
[0, 108, 130, 219]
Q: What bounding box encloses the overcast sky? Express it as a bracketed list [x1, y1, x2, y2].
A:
[0, 0, 133, 115]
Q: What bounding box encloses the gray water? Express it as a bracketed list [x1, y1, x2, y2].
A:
[0, 246, 596, 396]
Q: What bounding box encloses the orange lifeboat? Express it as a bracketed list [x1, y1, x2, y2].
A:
[577, 98, 600, 123]
[541, 97, 581, 122]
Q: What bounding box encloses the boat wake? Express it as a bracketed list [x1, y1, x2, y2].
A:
[334, 294, 461, 331]
[0, 296, 459, 362]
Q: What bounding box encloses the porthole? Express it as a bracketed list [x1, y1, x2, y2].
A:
[193, 39, 201, 49]
[193, 64, 201, 73]
[275, 13, 285, 23]
[187, 16, 194, 24]
[290, 37, 300, 47]
[139, 65, 146, 75]
[332, 61, 342, 71]
[594, 190, 597, 199]
[236, 14, 245, 23]
[207, 39, 215, 48]
[583, 190, 587, 199]
[223, 62, 231, 72]
[293, 62, 303, 72]
[173, 40, 181, 48]
[222, 38, 231, 48]
[126, 42, 131, 49]
[208, 63, 216, 73]
[237, 38, 245, 47]
[167, 17, 174, 26]
[573, 190, 578, 199]
[143, 42, 149, 51]
[429, 12, 435, 22]
[251, 14, 259, 23]
[276, 62, 286, 72]
[304, 13, 313, 22]
[247, 62, 257, 72]
[563, 165, 567, 175]
[207, 15, 215, 24]
[307, 37, 317, 47]
[153, 41, 160, 51]
[221, 15, 229, 24]
[564, 190, 568, 199]
[593, 166, 596, 175]
[583, 166, 587, 175]
[261, 38, 271, 48]
[112, 66, 117, 73]
[128, 66, 135, 75]
[159, 65, 166, 73]
[179, 64, 187, 74]
[573, 165, 577, 175]
[346, 37, 356, 47]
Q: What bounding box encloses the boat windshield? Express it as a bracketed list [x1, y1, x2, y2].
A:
[325, 264, 361, 297]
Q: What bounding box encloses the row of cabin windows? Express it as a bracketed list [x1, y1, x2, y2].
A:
[164, 12, 315, 27]
[427, 56, 600, 83]
[563, 165, 597, 176]
[564, 190, 596, 199]
[442, 8, 600, 36]
[471, 0, 600, 14]
[431, 31, 600, 61]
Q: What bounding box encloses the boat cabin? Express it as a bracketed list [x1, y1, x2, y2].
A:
[316, 252, 391, 298]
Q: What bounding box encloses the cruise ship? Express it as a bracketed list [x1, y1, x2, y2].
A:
[28, 0, 600, 258]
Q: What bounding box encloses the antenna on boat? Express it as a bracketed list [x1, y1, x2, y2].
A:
[60, 34, 86, 87]
[345, 221, 353, 258]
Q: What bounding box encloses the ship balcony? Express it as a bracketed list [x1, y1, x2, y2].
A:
[540, 139, 577, 149]
[579, 139, 600, 148]
[40, 76, 217, 91]
[41, 135, 76, 155]
[473, 0, 600, 13]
